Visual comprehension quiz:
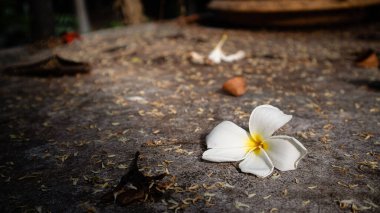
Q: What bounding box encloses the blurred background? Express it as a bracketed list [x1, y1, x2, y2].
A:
[0, 0, 379, 48]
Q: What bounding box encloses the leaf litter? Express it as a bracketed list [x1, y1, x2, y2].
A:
[100, 152, 166, 206]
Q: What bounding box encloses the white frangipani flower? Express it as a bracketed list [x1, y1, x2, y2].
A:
[189, 34, 245, 65]
[208, 34, 245, 64]
[202, 105, 307, 178]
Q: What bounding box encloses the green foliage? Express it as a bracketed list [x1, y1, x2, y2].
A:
[0, 1, 29, 47]
[0, 0, 29, 39]
[108, 20, 125, 28]
[55, 14, 78, 35]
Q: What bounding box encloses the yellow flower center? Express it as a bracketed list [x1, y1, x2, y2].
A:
[246, 133, 268, 154]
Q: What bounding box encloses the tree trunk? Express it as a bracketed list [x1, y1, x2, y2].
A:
[121, 0, 145, 24]
[74, 0, 91, 33]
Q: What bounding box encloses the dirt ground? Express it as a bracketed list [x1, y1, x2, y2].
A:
[0, 22, 379, 212]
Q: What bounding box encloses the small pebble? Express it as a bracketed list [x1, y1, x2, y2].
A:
[222, 76, 247, 97]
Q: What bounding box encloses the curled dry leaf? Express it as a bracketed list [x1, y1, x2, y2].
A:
[222, 76, 247, 97]
[356, 50, 379, 68]
[100, 152, 166, 206]
[3, 55, 91, 77]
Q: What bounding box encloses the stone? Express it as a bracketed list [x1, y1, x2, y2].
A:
[222, 76, 247, 96]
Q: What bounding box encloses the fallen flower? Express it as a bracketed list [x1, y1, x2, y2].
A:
[62, 31, 81, 44]
[202, 105, 307, 178]
[208, 34, 245, 64]
[189, 34, 245, 65]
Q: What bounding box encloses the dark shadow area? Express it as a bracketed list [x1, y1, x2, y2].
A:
[356, 32, 380, 41]
[199, 5, 380, 32]
[199, 132, 208, 153]
[2, 55, 91, 77]
[0, 0, 123, 48]
[1, 0, 380, 48]
[348, 80, 380, 92]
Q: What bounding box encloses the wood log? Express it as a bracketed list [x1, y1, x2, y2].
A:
[208, 0, 380, 13]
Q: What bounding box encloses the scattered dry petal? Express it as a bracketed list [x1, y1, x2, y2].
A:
[234, 201, 250, 209]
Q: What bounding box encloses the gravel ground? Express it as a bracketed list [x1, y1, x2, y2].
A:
[0, 22, 379, 212]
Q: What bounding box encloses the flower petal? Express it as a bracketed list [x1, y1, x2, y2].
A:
[202, 148, 247, 162]
[208, 34, 228, 64]
[206, 121, 250, 149]
[208, 47, 224, 64]
[249, 105, 292, 137]
[239, 150, 274, 178]
[221, 50, 245, 62]
[265, 136, 307, 171]
[189, 51, 206, 64]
